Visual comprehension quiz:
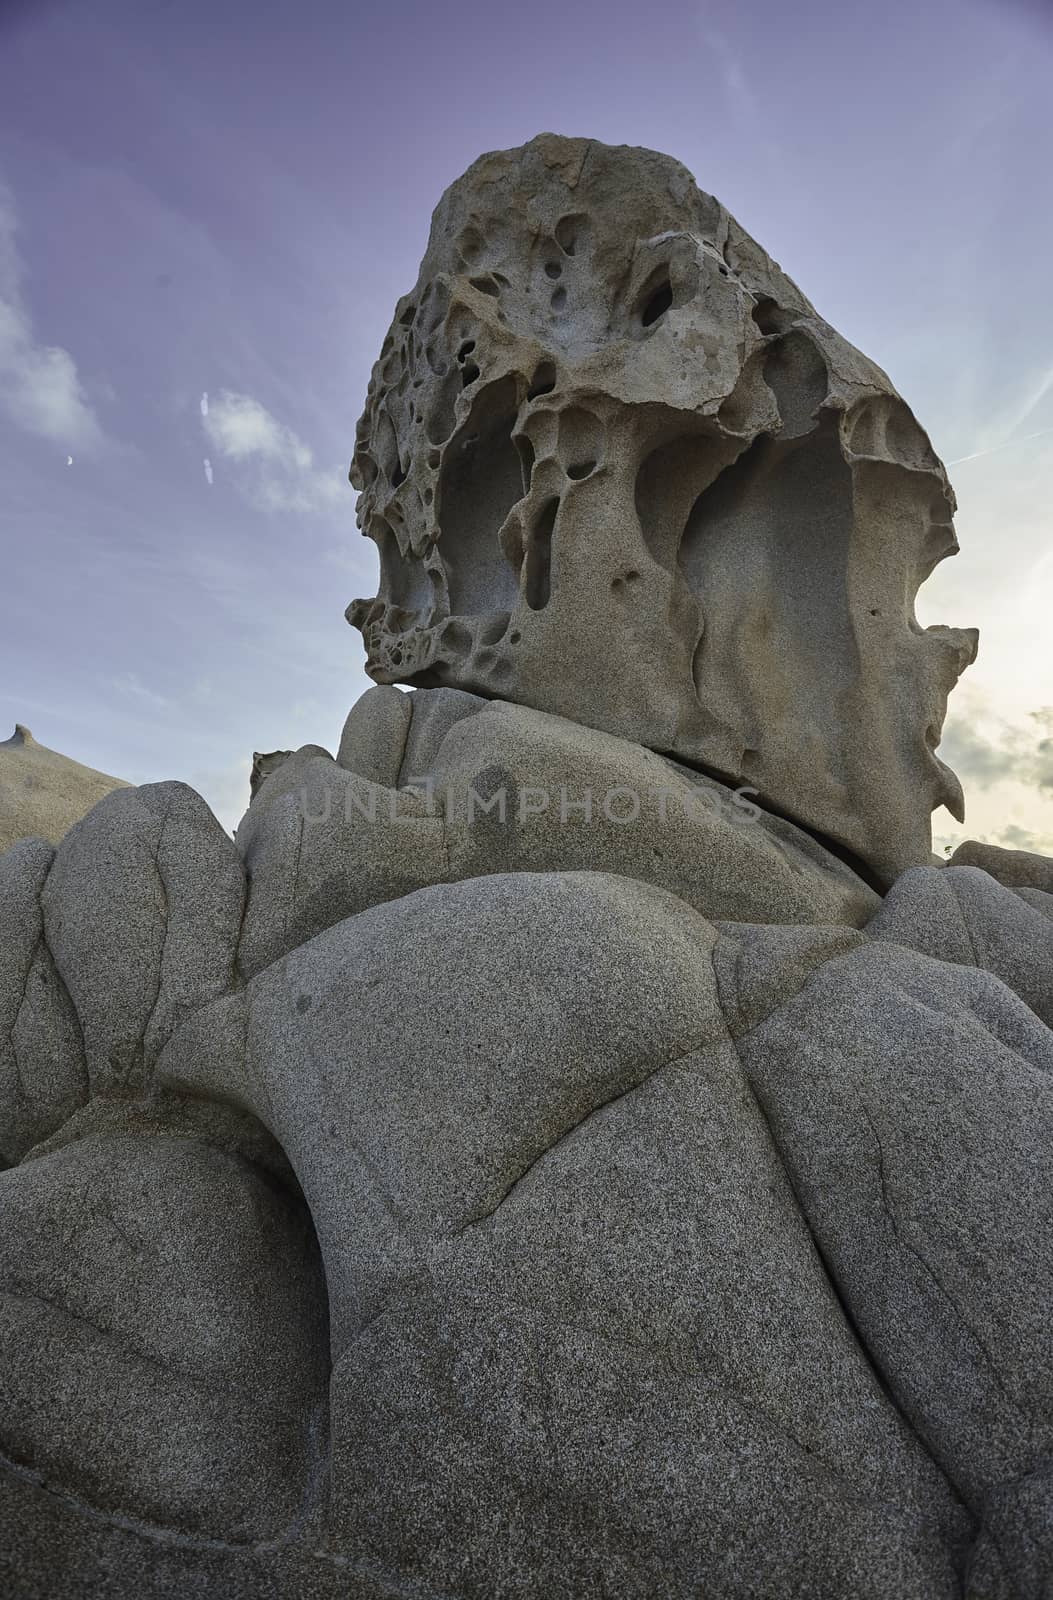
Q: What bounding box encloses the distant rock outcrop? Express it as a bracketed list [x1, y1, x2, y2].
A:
[0, 725, 129, 854]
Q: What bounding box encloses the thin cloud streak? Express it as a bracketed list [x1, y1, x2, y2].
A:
[948, 426, 1053, 466]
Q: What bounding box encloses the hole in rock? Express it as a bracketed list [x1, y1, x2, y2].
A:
[391, 462, 407, 487]
[545, 262, 562, 280]
[461, 362, 481, 388]
[399, 304, 416, 327]
[679, 415, 855, 761]
[374, 519, 432, 617]
[525, 497, 558, 611]
[641, 280, 673, 327]
[516, 434, 535, 494]
[550, 287, 567, 313]
[457, 341, 476, 363]
[458, 228, 484, 263]
[469, 276, 500, 297]
[374, 410, 401, 481]
[558, 407, 602, 475]
[427, 448, 441, 469]
[528, 362, 557, 399]
[751, 297, 792, 336]
[426, 368, 461, 446]
[509, 630, 521, 644]
[555, 214, 586, 255]
[479, 613, 511, 646]
[439, 375, 524, 617]
[762, 332, 829, 439]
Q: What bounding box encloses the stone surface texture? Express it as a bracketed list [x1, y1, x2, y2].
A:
[0, 135, 1049, 1600]
[0, 725, 128, 856]
[346, 134, 976, 885]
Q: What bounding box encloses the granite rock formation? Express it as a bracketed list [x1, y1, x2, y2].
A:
[0, 725, 128, 855]
[0, 138, 1050, 1600]
[346, 134, 977, 886]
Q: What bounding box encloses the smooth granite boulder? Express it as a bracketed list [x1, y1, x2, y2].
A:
[867, 864, 1053, 1025]
[235, 684, 878, 976]
[948, 838, 1053, 895]
[727, 933, 1053, 1595]
[42, 781, 245, 1093]
[0, 1109, 328, 1543]
[0, 838, 86, 1166]
[160, 871, 971, 1598]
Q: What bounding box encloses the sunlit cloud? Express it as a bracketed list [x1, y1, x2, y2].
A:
[200, 388, 347, 513]
[0, 177, 104, 450]
[939, 700, 1053, 793]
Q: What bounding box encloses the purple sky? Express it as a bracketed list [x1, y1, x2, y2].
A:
[1, 0, 1051, 844]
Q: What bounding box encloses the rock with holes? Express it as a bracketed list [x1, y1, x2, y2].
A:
[0, 838, 86, 1166]
[41, 782, 245, 1093]
[346, 134, 977, 886]
[0, 725, 129, 857]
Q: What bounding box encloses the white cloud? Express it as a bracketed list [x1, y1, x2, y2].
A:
[0, 178, 104, 450]
[200, 388, 346, 513]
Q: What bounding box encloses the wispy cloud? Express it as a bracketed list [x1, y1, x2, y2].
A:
[110, 671, 169, 710]
[0, 177, 104, 450]
[200, 388, 347, 513]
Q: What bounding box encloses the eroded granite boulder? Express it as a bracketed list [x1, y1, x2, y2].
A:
[346, 135, 976, 885]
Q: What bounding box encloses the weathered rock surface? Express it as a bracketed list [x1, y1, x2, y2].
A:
[0, 726, 128, 855]
[236, 684, 878, 976]
[346, 134, 976, 885]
